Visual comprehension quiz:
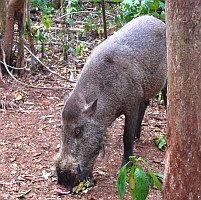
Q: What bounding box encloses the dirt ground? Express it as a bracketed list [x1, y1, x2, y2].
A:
[0, 77, 166, 200]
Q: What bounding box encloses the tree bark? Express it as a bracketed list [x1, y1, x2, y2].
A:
[25, 0, 36, 70]
[101, 0, 107, 39]
[3, 0, 24, 66]
[0, 0, 7, 38]
[15, 0, 25, 73]
[163, 1, 201, 199]
[0, 0, 7, 77]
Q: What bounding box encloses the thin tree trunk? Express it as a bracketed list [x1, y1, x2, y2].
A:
[3, 0, 24, 65]
[0, 0, 7, 75]
[101, 0, 107, 39]
[16, 0, 25, 74]
[0, 0, 7, 38]
[163, 1, 201, 199]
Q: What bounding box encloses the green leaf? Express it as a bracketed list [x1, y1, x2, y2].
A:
[41, 15, 52, 30]
[76, 44, 81, 55]
[150, 0, 160, 10]
[122, 0, 133, 5]
[129, 166, 135, 190]
[130, 188, 137, 200]
[137, 158, 162, 191]
[157, 91, 162, 103]
[129, 156, 136, 162]
[117, 165, 127, 198]
[154, 135, 166, 150]
[154, 173, 164, 180]
[146, 173, 154, 188]
[68, 17, 74, 26]
[160, 11, 166, 22]
[133, 166, 149, 200]
[149, 171, 162, 190]
[159, 1, 165, 10]
[115, 14, 123, 26]
[129, 166, 137, 199]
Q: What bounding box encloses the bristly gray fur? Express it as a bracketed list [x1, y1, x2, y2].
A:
[54, 15, 167, 189]
[74, 15, 166, 126]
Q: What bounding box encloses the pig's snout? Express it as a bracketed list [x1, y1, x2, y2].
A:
[54, 153, 81, 189]
[56, 166, 79, 189]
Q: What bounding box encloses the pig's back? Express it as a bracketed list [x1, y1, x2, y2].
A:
[82, 15, 166, 100]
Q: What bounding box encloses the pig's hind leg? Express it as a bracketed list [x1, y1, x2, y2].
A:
[122, 100, 149, 166]
[134, 100, 149, 141]
[122, 103, 141, 166]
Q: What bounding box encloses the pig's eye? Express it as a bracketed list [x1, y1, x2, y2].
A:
[74, 127, 83, 139]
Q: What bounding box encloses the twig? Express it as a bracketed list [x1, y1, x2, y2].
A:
[52, 11, 101, 23]
[17, 189, 31, 198]
[24, 45, 76, 83]
[0, 60, 27, 70]
[101, 0, 107, 39]
[0, 40, 3, 81]
[0, 42, 72, 90]
[52, 11, 115, 23]
[0, 63, 2, 81]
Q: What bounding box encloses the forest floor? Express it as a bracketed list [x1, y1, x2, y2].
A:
[0, 77, 166, 200]
[1, 5, 166, 199]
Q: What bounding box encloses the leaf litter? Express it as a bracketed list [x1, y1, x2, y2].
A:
[0, 81, 166, 199]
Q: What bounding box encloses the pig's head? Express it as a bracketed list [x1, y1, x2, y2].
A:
[54, 95, 104, 192]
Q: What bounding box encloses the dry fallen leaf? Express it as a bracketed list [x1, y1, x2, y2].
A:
[15, 93, 23, 101]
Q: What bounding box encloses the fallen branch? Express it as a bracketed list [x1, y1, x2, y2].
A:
[0, 42, 72, 90]
[0, 60, 27, 70]
[16, 189, 31, 198]
[24, 45, 76, 83]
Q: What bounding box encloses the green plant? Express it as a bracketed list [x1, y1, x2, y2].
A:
[76, 42, 85, 55]
[156, 91, 162, 103]
[115, 0, 165, 26]
[154, 134, 166, 150]
[84, 15, 95, 31]
[67, 0, 80, 12]
[31, 0, 54, 14]
[117, 156, 162, 200]
[41, 15, 52, 30]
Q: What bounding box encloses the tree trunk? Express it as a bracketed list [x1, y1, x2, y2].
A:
[3, 0, 24, 66]
[0, 0, 7, 77]
[25, 0, 36, 70]
[0, 0, 7, 38]
[15, 0, 25, 74]
[163, 1, 201, 199]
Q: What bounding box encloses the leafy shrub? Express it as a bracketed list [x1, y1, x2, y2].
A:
[31, 0, 54, 14]
[117, 156, 162, 200]
[115, 0, 165, 26]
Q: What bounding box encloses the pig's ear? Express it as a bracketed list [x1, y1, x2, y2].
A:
[83, 99, 98, 116]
